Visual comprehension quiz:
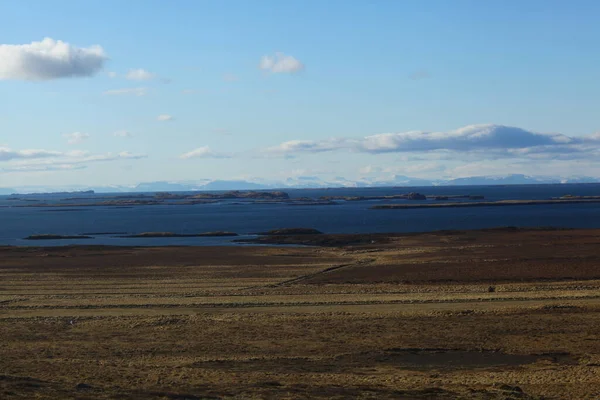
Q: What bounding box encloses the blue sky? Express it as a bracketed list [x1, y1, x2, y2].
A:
[1, 0, 600, 188]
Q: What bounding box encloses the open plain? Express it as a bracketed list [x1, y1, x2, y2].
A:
[2, 228, 600, 399]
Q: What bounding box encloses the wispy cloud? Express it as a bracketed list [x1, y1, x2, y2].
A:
[259, 52, 304, 74]
[157, 114, 174, 122]
[0, 38, 107, 81]
[103, 87, 148, 96]
[180, 146, 231, 159]
[126, 68, 156, 81]
[63, 132, 90, 145]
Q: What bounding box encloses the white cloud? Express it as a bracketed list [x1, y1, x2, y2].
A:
[63, 132, 90, 145]
[113, 130, 133, 138]
[265, 124, 600, 161]
[259, 52, 304, 74]
[103, 87, 148, 96]
[180, 146, 230, 159]
[358, 125, 573, 153]
[0, 38, 107, 81]
[157, 114, 174, 122]
[126, 68, 156, 81]
[181, 89, 197, 94]
[107, 71, 117, 78]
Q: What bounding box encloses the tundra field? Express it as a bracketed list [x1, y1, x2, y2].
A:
[2, 228, 600, 399]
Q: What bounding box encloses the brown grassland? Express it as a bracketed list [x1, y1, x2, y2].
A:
[2, 228, 600, 399]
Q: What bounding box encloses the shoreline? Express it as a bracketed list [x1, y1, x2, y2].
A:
[5, 226, 575, 248]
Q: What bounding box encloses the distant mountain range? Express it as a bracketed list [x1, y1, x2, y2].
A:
[3, 174, 600, 195]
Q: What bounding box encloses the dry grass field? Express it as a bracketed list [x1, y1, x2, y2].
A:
[2, 228, 600, 399]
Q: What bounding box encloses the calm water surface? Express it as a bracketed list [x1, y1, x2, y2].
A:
[2, 184, 600, 246]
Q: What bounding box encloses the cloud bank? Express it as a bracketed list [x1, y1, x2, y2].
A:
[0, 38, 107, 81]
[266, 124, 600, 160]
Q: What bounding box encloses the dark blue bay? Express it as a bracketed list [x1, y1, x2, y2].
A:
[2, 184, 600, 246]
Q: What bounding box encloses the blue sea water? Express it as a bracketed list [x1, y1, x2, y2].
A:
[2, 184, 600, 246]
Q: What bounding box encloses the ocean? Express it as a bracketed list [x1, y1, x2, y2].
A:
[2, 184, 600, 246]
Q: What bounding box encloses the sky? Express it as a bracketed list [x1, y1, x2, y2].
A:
[1, 0, 600, 188]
